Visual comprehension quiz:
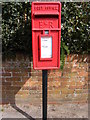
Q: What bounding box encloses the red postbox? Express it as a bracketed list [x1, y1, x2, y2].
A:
[32, 2, 61, 70]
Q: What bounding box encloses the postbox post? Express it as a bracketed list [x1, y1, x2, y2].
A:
[42, 70, 47, 120]
[31, 2, 61, 119]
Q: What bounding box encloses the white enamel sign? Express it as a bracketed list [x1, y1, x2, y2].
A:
[41, 36, 52, 58]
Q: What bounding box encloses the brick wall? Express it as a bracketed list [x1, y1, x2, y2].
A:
[2, 54, 89, 105]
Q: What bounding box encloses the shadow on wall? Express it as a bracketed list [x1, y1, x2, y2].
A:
[2, 54, 35, 119]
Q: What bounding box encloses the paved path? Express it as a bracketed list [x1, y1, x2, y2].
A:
[0, 103, 88, 119]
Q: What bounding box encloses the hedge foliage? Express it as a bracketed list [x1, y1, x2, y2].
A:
[61, 2, 89, 54]
[2, 2, 32, 55]
[2, 2, 89, 68]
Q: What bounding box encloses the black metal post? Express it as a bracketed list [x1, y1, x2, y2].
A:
[42, 70, 48, 120]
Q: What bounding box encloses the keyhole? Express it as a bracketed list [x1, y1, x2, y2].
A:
[45, 30, 49, 34]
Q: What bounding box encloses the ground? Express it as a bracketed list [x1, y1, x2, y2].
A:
[0, 103, 88, 119]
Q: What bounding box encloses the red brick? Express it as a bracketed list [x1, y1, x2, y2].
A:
[78, 71, 88, 77]
[6, 77, 21, 82]
[17, 90, 29, 95]
[11, 68, 21, 72]
[63, 72, 78, 78]
[12, 81, 26, 86]
[13, 86, 22, 91]
[60, 81, 68, 87]
[2, 86, 14, 91]
[2, 81, 11, 86]
[2, 73, 11, 77]
[71, 68, 79, 72]
[2, 78, 6, 81]
[69, 85, 77, 89]
[48, 77, 53, 81]
[60, 88, 74, 94]
[66, 54, 72, 62]
[54, 72, 62, 77]
[69, 81, 76, 86]
[13, 72, 28, 77]
[2, 62, 11, 67]
[77, 80, 86, 85]
[22, 77, 30, 81]
[75, 89, 88, 94]
[60, 77, 69, 81]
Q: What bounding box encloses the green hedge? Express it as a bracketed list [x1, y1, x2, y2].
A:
[2, 2, 89, 68]
[2, 2, 32, 55]
[61, 2, 89, 54]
